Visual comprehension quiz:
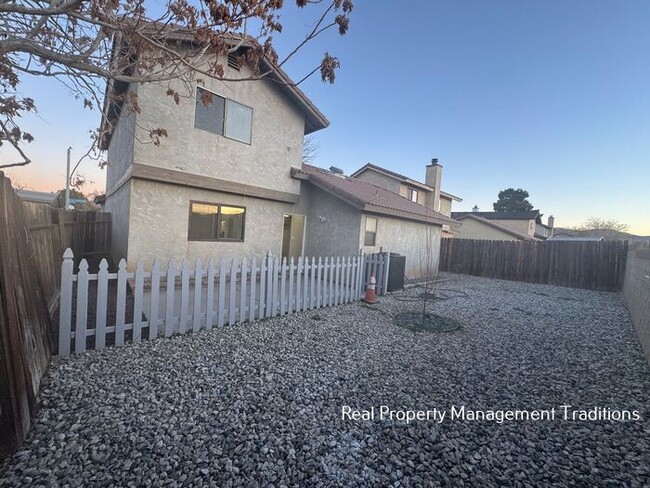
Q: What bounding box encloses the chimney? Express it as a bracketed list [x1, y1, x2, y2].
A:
[547, 215, 555, 237]
[472, 205, 480, 213]
[425, 158, 443, 211]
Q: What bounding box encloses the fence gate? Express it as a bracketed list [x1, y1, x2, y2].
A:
[58, 250, 388, 356]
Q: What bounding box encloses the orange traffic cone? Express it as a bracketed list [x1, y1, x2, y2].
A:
[362, 272, 379, 304]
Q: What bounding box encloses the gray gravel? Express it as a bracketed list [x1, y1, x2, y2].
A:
[2, 273, 649, 487]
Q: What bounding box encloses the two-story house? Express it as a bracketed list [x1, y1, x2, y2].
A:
[450, 210, 554, 241]
[99, 34, 454, 278]
[350, 160, 462, 237]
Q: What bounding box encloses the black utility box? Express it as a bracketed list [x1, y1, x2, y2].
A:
[386, 253, 406, 292]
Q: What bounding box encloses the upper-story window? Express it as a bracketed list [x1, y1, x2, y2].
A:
[194, 87, 253, 144]
[406, 187, 418, 203]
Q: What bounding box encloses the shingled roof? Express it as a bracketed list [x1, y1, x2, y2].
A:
[292, 165, 456, 226]
[452, 211, 541, 221]
[454, 214, 539, 241]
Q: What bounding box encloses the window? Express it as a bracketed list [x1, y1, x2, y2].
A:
[407, 187, 418, 203]
[194, 87, 252, 144]
[188, 202, 246, 241]
[364, 217, 377, 246]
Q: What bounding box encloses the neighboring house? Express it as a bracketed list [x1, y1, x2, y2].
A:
[292, 165, 455, 278]
[547, 235, 604, 242]
[16, 189, 58, 206]
[451, 214, 538, 241]
[99, 33, 452, 278]
[350, 160, 462, 237]
[451, 210, 554, 240]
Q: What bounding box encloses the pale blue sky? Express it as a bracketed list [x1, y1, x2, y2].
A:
[4, 1, 649, 233]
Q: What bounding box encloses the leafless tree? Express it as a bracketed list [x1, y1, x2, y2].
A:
[0, 0, 353, 169]
[574, 217, 629, 232]
[302, 134, 319, 165]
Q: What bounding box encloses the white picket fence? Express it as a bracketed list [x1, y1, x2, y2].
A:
[58, 250, 389, 357]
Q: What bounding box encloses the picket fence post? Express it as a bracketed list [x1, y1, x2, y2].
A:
[229, 258, 237, 326]
[164, 260, 176, 337]
[280, 258, 287, 316]
[149, 260, 161, 340]
[249, 257, 257, 322]
[75, 259, 89, 354]
[206, 258, 216, 329]
[218, 257, 227, 327]
[193, 258, 203, 332]
[58, 248, 74, 357]
[133, 260, 145, 343]
[95, 258, 109, 351]
[240, 258, 248, 323]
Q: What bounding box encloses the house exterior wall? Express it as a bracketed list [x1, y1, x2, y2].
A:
[490, 218, 534, 237]
[132, 59, 304, 196]
[103, 181, 131, 263]
[397, 184, 428, 206]
[353, 170, 401, 194]
[106, 87, 137, 191]
[125, 179, 294, 269]
[439, 197, 452, 217]
[292, 184, 362, 258]
[454, 218, 523, 241]
[359, 214, 442, 279]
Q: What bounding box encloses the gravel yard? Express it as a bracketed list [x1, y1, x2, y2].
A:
[2, 273, 649, 487]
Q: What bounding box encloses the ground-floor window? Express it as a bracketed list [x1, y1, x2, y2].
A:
[364, 216, 378, 246]
[188, 201, 246, 241]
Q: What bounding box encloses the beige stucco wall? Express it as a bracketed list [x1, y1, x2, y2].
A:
[439, 197, 452, 217]
[454, 218, 521, 241]
[359, 214, 442, 279]
[397, 184, 428, 206]
[353, 171, 401, 194]
[491, 218, 534, 237]
[126, 179, 293, 269]
[132, 59, 304, 195]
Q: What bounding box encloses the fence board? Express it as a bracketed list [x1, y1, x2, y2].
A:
[149, 260, 161, 340]
[132, 261, 145, 344]
[164, 260, 176, 337]
[206, 258, 215, 329]
[74, 260, 89, 354]
[439, 238, 628, 291]
[193, 259, 203, 332]
[95, 259, 109, 351]
[116, 260, 127, 345]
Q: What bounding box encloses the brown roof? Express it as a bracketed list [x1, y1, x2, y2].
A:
[350, 162, 462, 201]
[293, 165, 456, 226]
[455, 214, 539, 241]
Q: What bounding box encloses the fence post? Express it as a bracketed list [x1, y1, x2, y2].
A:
[115, 259, 127, 345]
[164, 260, 176, 337]
[132, 260, 145, 343]
[149, 260, 161, 340]
[95, 258, 109, 351]
[74, 259, 89, 354]
[249, 256, 258, 322]
[383, 252, 390, 296]
[179, 259, 190, 334]
[193, 258, 203, 332]
[58, 248, 74, 357]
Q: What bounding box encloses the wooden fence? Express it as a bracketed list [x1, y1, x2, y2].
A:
[0, 173, 54, 457]
[440, 238, 628, 291]
[58, 251, 388, 357]
[23, 202, 111, 310]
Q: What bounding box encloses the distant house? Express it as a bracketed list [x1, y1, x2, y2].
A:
[547, 235, 604, 242]
[350, 160, 462, 237]
[15, 189, 58, 206]
[451, 210, 554, 240]
[451, 213, 538, 241]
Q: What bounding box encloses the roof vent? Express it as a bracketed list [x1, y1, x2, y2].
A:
[329, 166, 344, 175]
[472, 205, 480, 213]
[227, 52, 241, 71]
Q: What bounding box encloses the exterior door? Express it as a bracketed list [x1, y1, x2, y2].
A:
[281, 214, 305, 260]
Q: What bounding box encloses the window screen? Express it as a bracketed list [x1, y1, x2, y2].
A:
[225, 99, 253, 144]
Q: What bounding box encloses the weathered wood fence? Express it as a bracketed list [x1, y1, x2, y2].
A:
[0, 173, 54, 457]
[23, 202, 111, 310]
[59, 251, 388, 357]
[440, 238, 628, 291]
